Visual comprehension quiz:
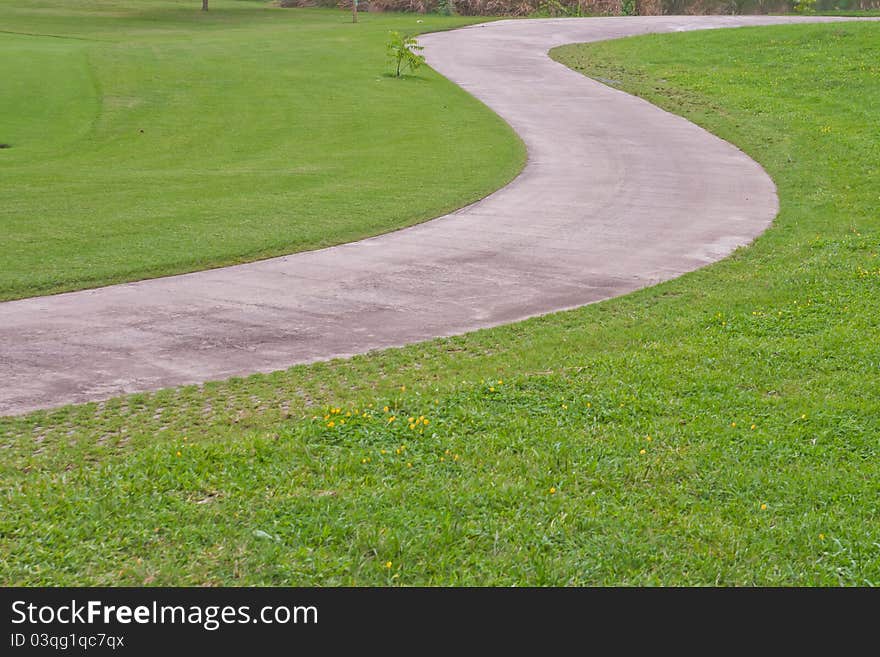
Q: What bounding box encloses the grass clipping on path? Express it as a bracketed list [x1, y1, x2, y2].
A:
[2, 22, 880, 585]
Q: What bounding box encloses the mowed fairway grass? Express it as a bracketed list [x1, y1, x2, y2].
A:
[2, 22, 879, 585]
[0, 1, 523, 300]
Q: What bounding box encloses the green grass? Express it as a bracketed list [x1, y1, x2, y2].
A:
[0, 1, 523, 300]
[2, 21, 880, 585]
[821, 10, 880, 16]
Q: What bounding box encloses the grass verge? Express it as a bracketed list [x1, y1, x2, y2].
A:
[0, 1, 523, 300]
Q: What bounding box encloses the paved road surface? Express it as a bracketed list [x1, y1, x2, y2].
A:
[1, 16, 871, 415]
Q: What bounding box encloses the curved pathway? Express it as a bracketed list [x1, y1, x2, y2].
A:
[0, 16, 872, 416]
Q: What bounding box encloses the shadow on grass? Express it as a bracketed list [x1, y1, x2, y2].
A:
[379, 72, 430, 82]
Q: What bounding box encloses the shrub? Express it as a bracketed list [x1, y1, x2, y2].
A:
[386, 31, 425, 77]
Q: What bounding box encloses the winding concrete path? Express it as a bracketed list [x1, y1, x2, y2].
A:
[1, 16, 872, 416]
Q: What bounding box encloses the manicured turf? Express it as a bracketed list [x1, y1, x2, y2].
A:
[0, 1, 523, 300]
[2, 22, 879, 585]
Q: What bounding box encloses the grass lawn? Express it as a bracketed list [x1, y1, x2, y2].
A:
[0, 1, 523, 301]
[2, 21, 879, 585]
